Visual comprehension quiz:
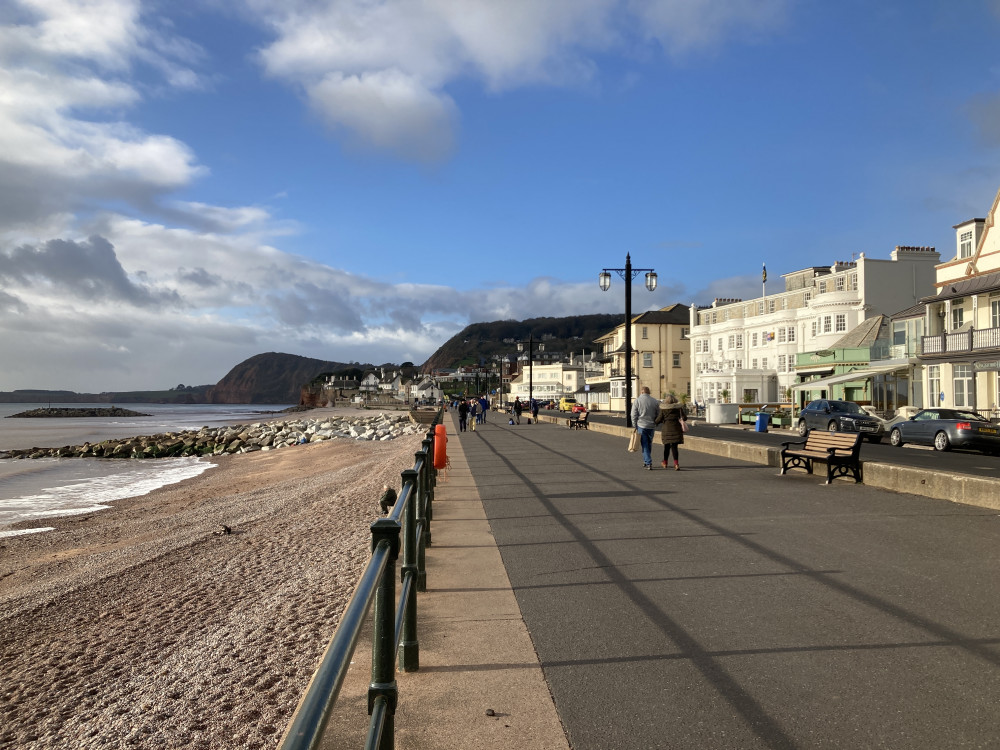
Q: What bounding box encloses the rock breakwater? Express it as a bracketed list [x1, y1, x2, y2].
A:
[6, 407, 152, 418]
[1, 412, 425, 460]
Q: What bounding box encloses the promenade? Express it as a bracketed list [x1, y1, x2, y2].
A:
[324, 412, 1000, 749]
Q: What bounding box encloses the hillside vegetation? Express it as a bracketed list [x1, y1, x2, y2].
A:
[421, 314, 620, 372]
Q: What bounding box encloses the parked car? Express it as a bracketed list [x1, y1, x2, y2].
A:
[796, 399, 885, 443]
[888, 408, 1000, 453]
[572, 403, 586, 413]
[558, 397, 577, 411]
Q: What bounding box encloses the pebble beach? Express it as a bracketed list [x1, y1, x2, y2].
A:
[0, 408, 427, 749]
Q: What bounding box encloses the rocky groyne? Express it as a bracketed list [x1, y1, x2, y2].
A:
[6, 407, 152, 418]
[1, 413, 425, 460]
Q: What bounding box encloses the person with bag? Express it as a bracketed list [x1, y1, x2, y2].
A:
[656, 393, 687, 470]
[630, 386, 661, 470]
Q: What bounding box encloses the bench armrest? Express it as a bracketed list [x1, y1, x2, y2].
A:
[781, 439, 806, 449]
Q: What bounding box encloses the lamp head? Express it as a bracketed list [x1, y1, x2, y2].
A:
[599, 271, 611, 291]
[645, 271, 658, 292]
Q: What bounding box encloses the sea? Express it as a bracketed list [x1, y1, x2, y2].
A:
[0, 403, 293, 538]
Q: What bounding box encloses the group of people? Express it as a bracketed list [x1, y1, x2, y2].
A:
[630, 386, 688, 471]
[455, 394, 491, 432]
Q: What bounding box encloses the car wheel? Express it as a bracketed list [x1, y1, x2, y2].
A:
[827, 420, 838, 433]
[933, 431, 951, 452]
[889, 428, 903, 447]
[797, 420, 808, 437]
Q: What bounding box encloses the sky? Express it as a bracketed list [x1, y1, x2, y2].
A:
[2, 0, 1000, 393]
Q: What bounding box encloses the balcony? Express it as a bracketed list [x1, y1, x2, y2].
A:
[920, 326, 1000, 357]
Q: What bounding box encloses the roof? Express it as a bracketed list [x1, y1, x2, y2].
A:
[890, 303, 926, 320]
[791, 362, 909, 391]
[830, 315, 885, 349]
[632, 303, 689, 326]
[921, 270, 1000, 303]
[575, 382, 610, 394]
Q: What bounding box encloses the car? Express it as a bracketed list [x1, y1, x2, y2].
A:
[558, 397, 577, 411]
[796, 399, 884, 443]
[572, 403, 586, 413]
[888, 408, 1000, 453]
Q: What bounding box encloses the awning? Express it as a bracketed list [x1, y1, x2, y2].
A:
[791, 363, 909, 392]
[794, 366, 835, 376]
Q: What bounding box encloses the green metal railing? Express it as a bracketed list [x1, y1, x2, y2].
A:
[278, 410, 442, 750]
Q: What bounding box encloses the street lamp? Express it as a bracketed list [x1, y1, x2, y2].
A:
[600, 253, 657, 428]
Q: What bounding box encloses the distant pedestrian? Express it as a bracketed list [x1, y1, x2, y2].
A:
[458, 399, 469, 432]
[513, 397, 523, 424]
[530, 398, 539, 423]
[470, 399, 480, 431]
[630, 386, 661, 469]
[479, 395, 489, 423]
[656, 394, 687, 470]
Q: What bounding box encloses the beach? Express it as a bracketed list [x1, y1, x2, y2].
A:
[0, 412, 425, 749]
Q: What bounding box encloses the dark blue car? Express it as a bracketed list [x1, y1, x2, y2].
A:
[796, 399, 884, 443]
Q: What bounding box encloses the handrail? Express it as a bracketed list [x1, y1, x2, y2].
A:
[279, 408, 443, 750]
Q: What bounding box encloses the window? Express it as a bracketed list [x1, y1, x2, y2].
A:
[681, 327, 690, 338]
[804, 291, 812, 303]
[823, 316, 832, 334]
[735, 334, 743, 348]
[836, 314, 846, 332]
[928, 365, 941, 406]
[778, 328, 786, 343]
[756, 301, 763, 314]
[778, 355, 786, 372]
[849, 273, 858, 291]
[954, 364, 973, 407]
[642, 326, 648, 339]
[768, 299, 776, 313]
[787, 327, 796, 343]
[811, 321, 817, 337]
[819, 280, 827, 294]
[723, 310, 730, 321]
[993, 300, 1000, 330]
[717, 338, 723, 351]
[836, 276, 845, 291]
[751, 359, 758, 369]
[751, 332, 758, 347]
[642, 352, 652, 368]
[761, 357, 768, 369]
[712, 312, 717, 323]
[960, 230, 973, 258]
[673, 352, 681, 368]
[781, 297, 788, 310]
[952, 307, 964, 330]
[728, 335, 735, 349]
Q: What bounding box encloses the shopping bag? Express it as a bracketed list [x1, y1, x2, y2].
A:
[627, 430, 640, 452]
[681, 420, 689, 433]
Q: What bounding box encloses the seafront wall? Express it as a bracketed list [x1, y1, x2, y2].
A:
[535, 412, 1000, 510]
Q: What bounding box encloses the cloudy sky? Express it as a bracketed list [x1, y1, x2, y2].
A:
[2, 0, 1000, 393]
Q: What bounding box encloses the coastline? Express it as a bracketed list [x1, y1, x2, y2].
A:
[0, 428, 424, 749]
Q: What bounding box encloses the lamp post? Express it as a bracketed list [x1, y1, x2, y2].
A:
[600, 253, 657, 428]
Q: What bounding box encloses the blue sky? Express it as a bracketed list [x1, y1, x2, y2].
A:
[1, 0, 1000, 392]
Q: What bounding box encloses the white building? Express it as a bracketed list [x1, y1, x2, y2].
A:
[508, 361, 584, 403]
[689, 247, 940, 404]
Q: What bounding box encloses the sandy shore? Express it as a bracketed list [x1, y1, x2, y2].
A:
[0, 422, 425, 749]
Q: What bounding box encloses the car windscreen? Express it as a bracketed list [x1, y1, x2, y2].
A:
[952, 411, 987, 422]
[831, 401, 864, 414]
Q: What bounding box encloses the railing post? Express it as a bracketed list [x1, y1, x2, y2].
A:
[421, 435, 434, 547]
[398, 468, 419, 672]
[414, 448, 428, 592]
[369, 519, 400, 750]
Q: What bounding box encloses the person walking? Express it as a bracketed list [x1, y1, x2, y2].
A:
[457, 398, 469, 432]
[657, 393, 687, 470]
[513, 397, 523, 425]
[470, 398, 480, 431]
[479, 395, 489, 423]
[530, 398, 539, 424]
[630, 386, 661, 470]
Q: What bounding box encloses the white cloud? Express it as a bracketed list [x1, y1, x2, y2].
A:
[250, 0, 793, 161]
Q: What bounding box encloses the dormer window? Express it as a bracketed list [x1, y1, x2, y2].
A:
[960, 231, 973, 258]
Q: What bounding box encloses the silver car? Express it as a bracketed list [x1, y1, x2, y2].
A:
[888, 408, 1000, 453]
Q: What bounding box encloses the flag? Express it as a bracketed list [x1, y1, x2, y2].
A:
[762, 263, 767, 283]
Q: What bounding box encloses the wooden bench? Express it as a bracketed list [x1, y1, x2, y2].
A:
[779, 430, 863, 484]
[567, 412, 590, 430]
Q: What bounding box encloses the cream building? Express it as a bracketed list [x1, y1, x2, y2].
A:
[918, 186, 1000, 414]
[689, 247, 940, 405]
[591, 304, 691, 412]
[508, 361, 584, 403]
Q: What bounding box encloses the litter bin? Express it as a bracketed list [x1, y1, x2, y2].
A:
[755, 411, 770, 432]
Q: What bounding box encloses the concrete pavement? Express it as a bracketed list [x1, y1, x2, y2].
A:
[321, 411, 1000, 748]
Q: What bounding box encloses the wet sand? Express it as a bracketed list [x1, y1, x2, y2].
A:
[0, 426, 424, 749]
